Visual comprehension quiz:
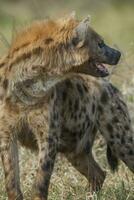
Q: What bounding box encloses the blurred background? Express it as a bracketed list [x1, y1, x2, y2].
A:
[0, 1, 134, 199]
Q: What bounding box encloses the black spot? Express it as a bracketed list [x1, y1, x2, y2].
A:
[50, 120, 56, 129]
[109, 141, 114, 146]
[4, 170, 9, 178]
[72, 36, 79, 46]
[62, 90, 67, 101]
[53, 98, 58, 107]
[128, 149, 133, 156]
[111, 106, 114, 113]
[98, 105, 103, 113]
[85, 114, 89, 121]
[109, 84, 119, 94]
[128, 137, 133, 143]
[68, 99, 72, 110]
[87, 120, 91, 128]
[3, 79, 8, 89]
[65, 79, 73, 88]
[123, 130, 126, 135]
[44, 38, 53, 44]
[82, 122, 86, 130]
[74, 115, 77, 121]
[116, 134, 120, 139]
[124, 125, 129, 131]
[84, 141, 90, 154]
[78, 130, 83, 138]
[78, 112, 82, 119]
[74, 99, 79, 111]
[83, 84, 88, 93]
[93, 95, 96, 101]
[47, 137, 54, 145]
[11, 179, 16, 189]
[121, 136, 125, 145]
[117, 105, 122, 111]
[112, 116, 119, 123]
[51, 91, 54, 99]
[107, 123, 113, 133]
[53, 111, 59, 121]
[92, 103, 95, 114]
[92, 126, 97, 134]
[110, 133, 114, 139]
[76, 83, 84, 97]
[120, 152, 125, 158]
[41, 147, 45, 152]
[101, 90, 109, 104]
[70, 112, 73, 119]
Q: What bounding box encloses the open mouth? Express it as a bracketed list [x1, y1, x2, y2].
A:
[94, 62, 109, 77]
[68, 60, 110, 77]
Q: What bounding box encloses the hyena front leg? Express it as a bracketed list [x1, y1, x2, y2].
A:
[0, 107, 22, 200]
[33, 128, 58, 200]
[29, 113, 57, 200]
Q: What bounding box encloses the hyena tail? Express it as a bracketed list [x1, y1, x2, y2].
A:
[106, 144, 119, 172]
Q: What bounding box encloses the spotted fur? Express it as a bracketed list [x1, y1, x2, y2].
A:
[0, 74, 133, 200]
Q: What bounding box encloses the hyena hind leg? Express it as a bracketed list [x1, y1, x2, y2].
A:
[65, 152, 106, 192]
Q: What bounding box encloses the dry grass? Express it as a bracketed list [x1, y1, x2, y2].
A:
[0, 138, 134, 200]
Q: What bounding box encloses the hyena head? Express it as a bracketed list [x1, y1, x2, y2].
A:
[63, 15, 121, 77]
[37, 13, 121, 77]
[9, 13, 121, 78]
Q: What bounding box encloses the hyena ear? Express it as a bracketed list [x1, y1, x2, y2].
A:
[63, 11, 76, 22]
[72, 16, 90, 48]
[68, 11, 76, 20]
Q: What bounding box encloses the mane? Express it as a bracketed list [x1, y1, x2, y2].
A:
[9, 18, 78, 56]
[0, 17, 78, 69]
[9, 20, 58, 53]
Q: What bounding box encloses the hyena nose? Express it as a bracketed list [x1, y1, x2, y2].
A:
[106, 49, 121, 65]
[104, 45, 121, 65]
[112, 50, 121, 65]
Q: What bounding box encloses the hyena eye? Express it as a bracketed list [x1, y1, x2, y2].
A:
[98, 41, 105, 48]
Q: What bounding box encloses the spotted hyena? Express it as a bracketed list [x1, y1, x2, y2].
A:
[0, 15, 121, 200]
